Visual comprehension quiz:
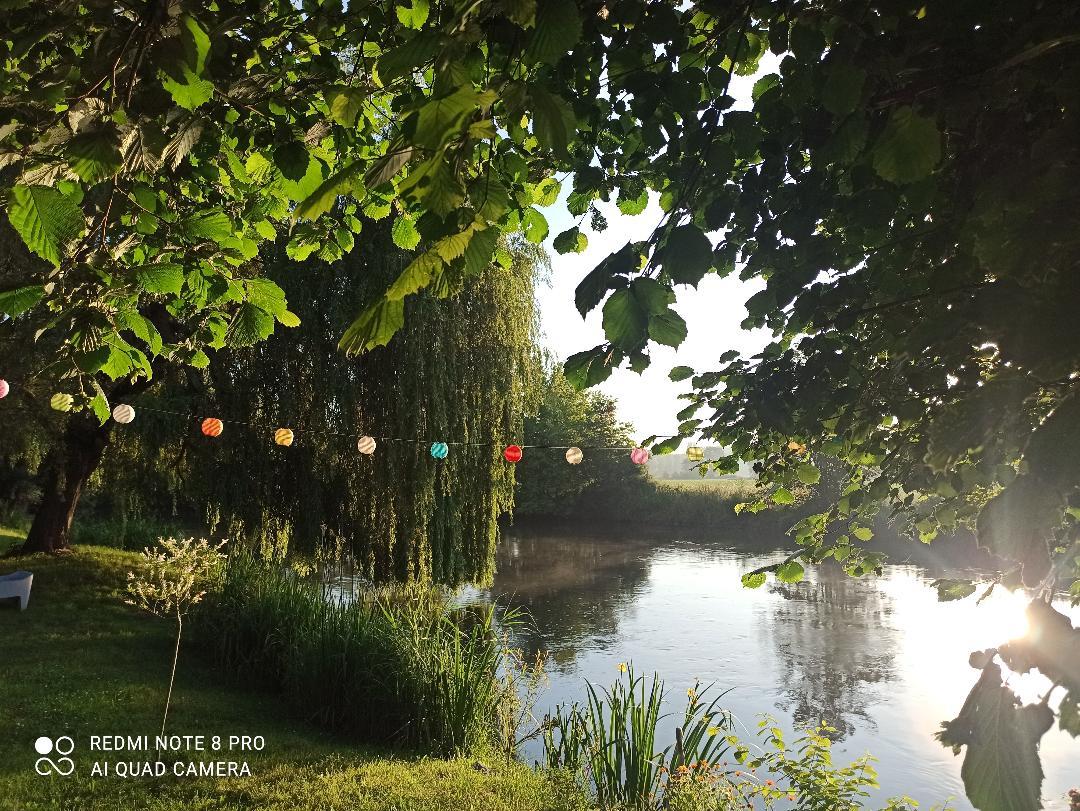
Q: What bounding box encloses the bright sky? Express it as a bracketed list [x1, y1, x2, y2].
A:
[534, 58, 778, 440]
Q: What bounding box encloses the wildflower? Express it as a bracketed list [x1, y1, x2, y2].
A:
[618, 662, 627, 673]
[707, 726, 719, 736]
[687, 687, 696, 699]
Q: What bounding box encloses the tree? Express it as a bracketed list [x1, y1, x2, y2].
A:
[1, 0, 773, 549]
[515, 367, 641, 517]
[87, 225, 542, 584]
[545, 2, 1079, 807]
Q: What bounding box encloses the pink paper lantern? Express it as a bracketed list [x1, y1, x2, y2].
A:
[630, 447, 650, 465]
[0, 379, 8, 399]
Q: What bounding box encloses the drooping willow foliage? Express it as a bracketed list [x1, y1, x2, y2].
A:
[93, 224, 542, 585]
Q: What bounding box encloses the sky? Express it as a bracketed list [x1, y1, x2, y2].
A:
[532, 59, 778, 441]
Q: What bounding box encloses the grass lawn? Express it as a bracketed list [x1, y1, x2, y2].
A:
[0, 533, 583, 811]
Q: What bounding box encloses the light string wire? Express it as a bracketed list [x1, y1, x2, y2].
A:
[129, 403, 650, 452]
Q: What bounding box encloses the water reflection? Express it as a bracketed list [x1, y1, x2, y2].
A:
[766, 569, 897, 740]
[479, 529, 1079, 810]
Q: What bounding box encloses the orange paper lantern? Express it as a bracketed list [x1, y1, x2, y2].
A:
[201, 417, 223, 437]
[274, 428, 294, 446]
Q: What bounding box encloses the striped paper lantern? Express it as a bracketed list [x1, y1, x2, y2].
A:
[686, 445, 704, 462]
[274, 428, 294, 446]
[503, 445, 523, 463]
[565, 446, 583, 465]
[0, 379, 8, 399]
[430, 441, 449, 460]
[201, 417, 223, 437]
[112, 404, 135, 424]
[357, 435, 377, 455]
[630, 446, 650, 465]
[50, 393, 74, 412]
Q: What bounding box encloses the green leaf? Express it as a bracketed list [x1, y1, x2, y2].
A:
[530, 86, 576, 157]
[796, 463, 821, 485]
[245, 278, 288, 317]
[136, 263, 184, 296]
[872, 106, 942, 184]
[658, 224, 712, 287]
[414, 86, 490, 149]
[617, 186, 649, 216]
[553, 227, 587, 254]
[273, 141, 312, 182]
[772, 487, 795, 505]
[387, 252, 442, 300]
[741, 572, 767, 589]
[396, 0, 429, 29]
[293, 161, 362, 221]
[462, 226, 499, 275]
[7, 185, 86, 266]
[183, 210, 233, 242]
[648, 308, 687, 348]
[931, 579, 977, 602]
[563, 346, 611, 389]
[0, 284, 45, 316]
[277, 310, 301, 328]
[1060, 690, 1079, 738]
[602, 288, 647, 353]
[533, 177, 562, 207]
[668, 365, 694, 382]
[228, 303, 276, 347]
[377, 31, 440, 83]
[75, 346, 111, 374]
[776, 560, 805, 583]
[522, 207, 548, 243]
[398, 155, 464, 215]
[821, 63, 866, 118]
[162, 68, 214, 111]
[851, 525, 874, 541]
[327, 87, 368, 127]
[391, 215, 421, 250]
[937, 664, 1051, 811]
[339, 297, 406, 355]
[66, 127, 122, 184]
[525, 0, 581, 65]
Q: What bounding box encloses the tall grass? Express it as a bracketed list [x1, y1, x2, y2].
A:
[543, 664, 735, 810]
[193, 551, 514, 755]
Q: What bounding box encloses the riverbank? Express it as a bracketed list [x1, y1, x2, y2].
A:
[0, 537, 583, 811]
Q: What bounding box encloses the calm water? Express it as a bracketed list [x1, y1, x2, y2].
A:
[473, 530, 1079, 810]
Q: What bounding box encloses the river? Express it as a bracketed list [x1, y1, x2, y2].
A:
[470, 528, 1079, 810]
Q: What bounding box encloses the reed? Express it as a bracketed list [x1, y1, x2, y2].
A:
[193, 550, 511, 755]
[542, 664, 734, 810]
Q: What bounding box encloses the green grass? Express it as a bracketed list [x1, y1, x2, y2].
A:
[652, 478, 760, 498]
[0, 534, 585, 811]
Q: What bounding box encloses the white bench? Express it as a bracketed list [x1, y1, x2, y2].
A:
[0, 570, 33, 610]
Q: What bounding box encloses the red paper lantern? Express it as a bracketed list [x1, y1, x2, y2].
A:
[201, 417, 223, 437]
[503, 444, 523, 463]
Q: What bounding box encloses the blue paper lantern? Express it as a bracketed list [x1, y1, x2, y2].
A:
[430, 441, 449, 459]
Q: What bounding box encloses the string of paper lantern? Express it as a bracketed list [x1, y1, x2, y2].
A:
[2, 388, 706, 468]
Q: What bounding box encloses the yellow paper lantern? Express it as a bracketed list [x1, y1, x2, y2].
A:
[357, 435, 376, 454]
[274, 428, 294, 446]
[686, 445, 704, 462]
[112, 404, 135, 424]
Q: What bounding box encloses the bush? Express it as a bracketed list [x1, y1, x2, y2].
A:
[192, 551, 517, 756]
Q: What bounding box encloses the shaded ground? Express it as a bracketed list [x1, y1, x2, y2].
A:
[0, 535, 582, 811]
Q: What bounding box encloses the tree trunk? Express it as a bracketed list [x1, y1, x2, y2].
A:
[21, 415, 112, 554]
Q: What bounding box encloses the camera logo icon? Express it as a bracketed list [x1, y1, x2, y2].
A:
[34, 736, 75, 776]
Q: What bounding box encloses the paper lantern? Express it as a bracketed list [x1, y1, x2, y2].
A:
[50, 393, 74, 412]
[630, 446, 650, 465]
[565, 446, 583, 465]
[274, 428, 294, 446]
[112, 404, 135, 424]
[430, 441, 448, 459]
[686, 445, 704, 462]
[0, 379, 8, 399]
[357, 435, 377, 454]
[201, 417, 223, 437]
[503, 445, 523, 463]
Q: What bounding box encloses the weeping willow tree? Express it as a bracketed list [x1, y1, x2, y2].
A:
[94, 224, 542, 585]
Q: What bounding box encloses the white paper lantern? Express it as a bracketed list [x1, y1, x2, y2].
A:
[357, 435, 377, 454]
[565, 446, 583, 465]
[112, 404, 135, 424]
